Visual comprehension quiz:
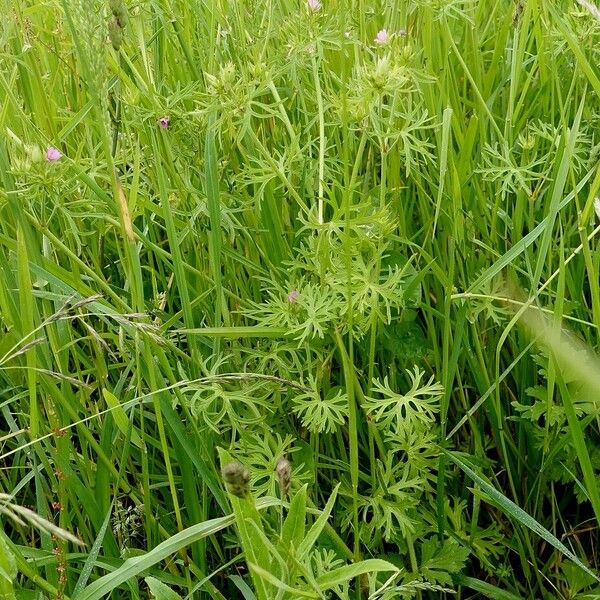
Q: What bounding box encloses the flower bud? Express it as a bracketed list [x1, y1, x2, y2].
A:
[221, 462, 251, 499]
[275, 458, 292, 497]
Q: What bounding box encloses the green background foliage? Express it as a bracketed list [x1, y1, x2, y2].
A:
[1, 0, 600, 597]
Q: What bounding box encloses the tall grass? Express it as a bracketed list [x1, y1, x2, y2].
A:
[1, 0, 600, 598]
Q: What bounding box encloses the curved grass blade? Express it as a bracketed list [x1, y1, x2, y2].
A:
[444, 450, 600, 583]
[72, 504, 113, 595]
[73, 498, 280, 600]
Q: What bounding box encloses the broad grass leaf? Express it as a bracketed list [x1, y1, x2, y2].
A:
[218, 448, 273, 600]
[145, 577, 183, 600]
[315, 558, 399, 590]
[281, 485, 307, 552]
[297, 483, 340, 557]
[0, 533, 16, 600]
[72, 498, 279, 600]
[102, 390, 143, 448]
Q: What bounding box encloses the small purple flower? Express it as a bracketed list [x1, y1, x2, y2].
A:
[398, 28, 407, 37]
[158, 116, 170, 129]
[46, 146, 62, 161]
[287, 289, 300, 303]
[307, 0, 321, 11]
[374, 29, 389, 44]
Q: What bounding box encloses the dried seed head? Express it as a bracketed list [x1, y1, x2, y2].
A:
[275, 458, 292, 497]
[221, 462, 251, 498]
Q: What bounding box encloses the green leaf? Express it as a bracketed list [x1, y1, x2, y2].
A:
[73, 504, 113, 595]
[466, 168, 594, 294]
[102, 390, 143, 448]
[315, 559, 399, 590]
[145, 577, 183, 600]
[72, 498, 279, 600]
[281, 485, 307, 552]
[420, 538, 469, 586]
[217, 448, 274, 600]
[297, 483, 340, 557]
[229, 575, 258, 600]
[0, 534, 16, 600]
[247, 563, 319, 599]
[444, 450, 600, 583]
[561, 562, 597, 595]
[456, 575, 522, 600]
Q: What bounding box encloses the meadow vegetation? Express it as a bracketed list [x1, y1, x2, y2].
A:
[1, 0, 600, 598]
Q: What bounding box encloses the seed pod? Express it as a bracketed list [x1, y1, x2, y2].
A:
[275, 458, 291, 498]
[221, 462, 250, 499]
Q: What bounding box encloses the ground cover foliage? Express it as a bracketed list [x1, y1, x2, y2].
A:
[1, 0, 600, 598]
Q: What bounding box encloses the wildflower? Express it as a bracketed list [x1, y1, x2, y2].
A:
[46, 146, 62, 161]
[307, 0, 321, 10]
[374, 29, 389, 44]
[398, 28, 407, 37]
[158, 116, 170, 129]
[287, 289, 300, 303]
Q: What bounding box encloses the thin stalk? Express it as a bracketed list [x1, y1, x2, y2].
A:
[312, 53, 326, 224]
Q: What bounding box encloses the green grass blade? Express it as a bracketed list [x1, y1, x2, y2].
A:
[444, 450, 600, 583]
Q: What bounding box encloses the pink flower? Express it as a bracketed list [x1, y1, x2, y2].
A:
[46, 146, 62, 161]
[307, 0, 321, 11]
[374, 29, 389, 44]
[158, 116, 170, 129]
[287, 289, 300, 303]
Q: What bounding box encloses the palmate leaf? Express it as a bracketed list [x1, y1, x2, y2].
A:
[419, 538, 470, 586]
[364, 367, 443, 434]
[292, 385, 347, 434]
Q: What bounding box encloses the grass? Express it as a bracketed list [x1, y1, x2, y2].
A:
[1, 0, 600, 598]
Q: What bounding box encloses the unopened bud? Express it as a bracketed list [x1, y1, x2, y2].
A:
[221, 462, 251, 498]
[275, 458, 292, 497]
